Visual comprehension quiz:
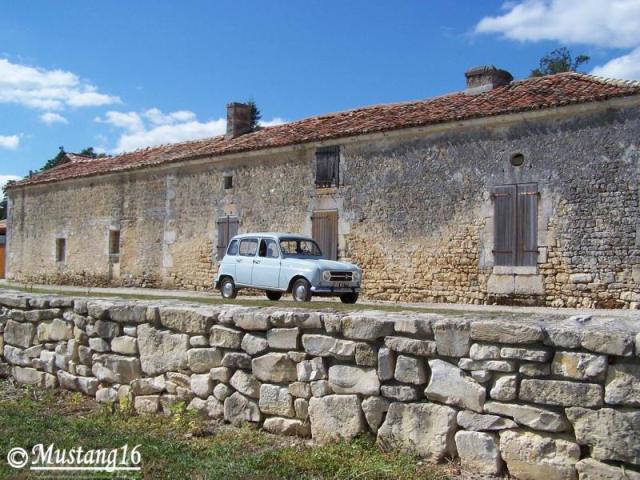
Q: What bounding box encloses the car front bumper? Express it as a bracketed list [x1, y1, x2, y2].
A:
[311, 286, 361, 294]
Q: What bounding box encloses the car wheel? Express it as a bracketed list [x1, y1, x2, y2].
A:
[291, 278, 312, 302]
[340, 293, 359, 304]
[266, 291, 283, 301]
[220, 277, 237, 300]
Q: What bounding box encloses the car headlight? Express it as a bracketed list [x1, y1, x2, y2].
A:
[322, 271, 332, 282]
[352, 271, 361, 283]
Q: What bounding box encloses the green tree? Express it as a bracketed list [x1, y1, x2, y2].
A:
[247, 99, 262, 131]
[41, 146, 106, 171]
[530, 47, 590, 77]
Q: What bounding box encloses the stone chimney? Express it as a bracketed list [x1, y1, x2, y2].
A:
[464, 66, 513, 95]
[226, 102, 253, 139]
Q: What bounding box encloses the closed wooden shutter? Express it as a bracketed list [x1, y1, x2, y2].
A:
[517, 183, 538, 266]
[492, 185, 516, 266]
[216, 216, 239, 260]
[312, 210, 338, 260]
[315, 147, 339, 187]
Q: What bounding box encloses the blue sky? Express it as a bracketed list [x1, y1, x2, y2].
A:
[1, 0, 639, 184]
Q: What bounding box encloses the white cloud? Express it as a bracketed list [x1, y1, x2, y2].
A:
[475, 0, 640, 80]
[590, 46, 640, 80]
[0, 58, 120, 111]
[476, 0, 640, 48]
[0, 175, 21, 189]
[259, 117, 286, 127]
[98, 108, 286, 153]
[0, 135, 19, 150]
[40, 112, 68, 125]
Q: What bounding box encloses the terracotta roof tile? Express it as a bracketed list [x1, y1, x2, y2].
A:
[10, 73, 640, 189]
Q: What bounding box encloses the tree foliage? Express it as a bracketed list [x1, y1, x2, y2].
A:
[247, 99, 262, 131]
[530, 47, 590, 77]
[41, 146, 106, 171]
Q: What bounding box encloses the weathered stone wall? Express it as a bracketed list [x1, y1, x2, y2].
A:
[1, 289, 639, 479]
[6, 101, 640, 307]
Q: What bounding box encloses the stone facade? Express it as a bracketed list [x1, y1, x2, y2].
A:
[1, 289, 640, 479]
[6, 96, 640, 307]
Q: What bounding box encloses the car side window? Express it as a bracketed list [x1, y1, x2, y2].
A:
[259, 239, 279, 258]
[226, 239, 238, 256]
[239, 239, 258, 257]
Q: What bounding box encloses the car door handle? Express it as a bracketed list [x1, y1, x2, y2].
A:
[253, 260, 261, 264]
[236, 259, 242, 263]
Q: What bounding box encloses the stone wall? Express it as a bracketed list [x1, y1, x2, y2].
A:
[6, 101, 640, 308]
[1, 289, 639, 479]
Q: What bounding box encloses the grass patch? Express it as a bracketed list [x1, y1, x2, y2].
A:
[0, 380, 455, 479]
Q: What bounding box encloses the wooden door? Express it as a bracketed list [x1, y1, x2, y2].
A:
[312, 210, 338, 260]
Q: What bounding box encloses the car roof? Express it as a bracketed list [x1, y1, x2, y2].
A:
[231, 232, 314, 241]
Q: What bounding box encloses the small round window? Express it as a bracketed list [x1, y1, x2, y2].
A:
[510, 153, 524, 167]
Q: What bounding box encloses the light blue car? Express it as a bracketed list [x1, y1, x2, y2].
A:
[214, 232, 362, 303]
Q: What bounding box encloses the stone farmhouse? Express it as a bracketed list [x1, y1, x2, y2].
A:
[5, 67, 640, 308]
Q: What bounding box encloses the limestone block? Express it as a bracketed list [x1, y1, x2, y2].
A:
[458, 358, 516, 372]
[134, 395, 160, 414]
[209, 326, 243, 349]
[377, 347, 396, 381]
[567, 407, 640, 465]
[259, 384, 295, 417]
[393, 316, 433, 337]
[263, 417, 310, 437]
[158, 306, 214, 334]
[433, 319, 471, 357]
[377, 402, 457, 462]
[213, 383, 232, 402]
[500, 346, 552, 362]
[355, 343, 377, 367]
[575, 458, 640, 480]
[241, 334, 268, 355]
[189, 335, 207, 347]
[310, 380, 332, 397]
[222, 352, 252, 369]
[92, 354, 142, 384]
[89, 337, 110, 353]
[380, 385, 420, 402]
[456, 410, 517, 431]
[470, 343, 500, 360]
[96, 387, 118, 403]
[108, 304, 147, 324]
[455, 431, 503, 476]
[484, 401, 570, 432]
[499, 430, 580, 480]
[328, 365, 380, 395]
[551, 351, 608, 381]
[187, 348, 223, 373]
[361, 396, 389, 433]
[210, 367, 232, 383]
[520, 379, 603, 407]
[301, 334, 357, 359]
[131, 375, 166, 395]
[190, 373, 213, 398]
[520, 363, 551, 377]
[224, 392, 261, 426]
[267, 328, 299, 350]
[394, 355, 428, 385]
[384, 336, 437, 356]
[288, 382, 311, 399]
[111, 336, 138, 355]
[296, 357, 327, 381]
[229, 370, 261, 399]
[489, 374, 517, 401]
[4, 320, 35, 348]
[36, 319, 74, 343]
[137, 324, 189, 375]
[425, 359, 485, 412]
[234, 311, 270, 331]
[605, 363, 640, 406]
[252, 353, 297, 383]
[470, 319, 544, 344]
[93, 320, 120, 339]
[581, 327, 634, 357]
[309, 395, 365, 443]
[341, 314, 394, 340]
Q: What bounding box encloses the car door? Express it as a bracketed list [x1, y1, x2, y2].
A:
[252, 238, 281, 289]
[236, 238, 258, 285]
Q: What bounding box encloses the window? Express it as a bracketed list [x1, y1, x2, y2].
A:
[56, 238, 66, 263]
[279, 238, 323, 257]
[224, 174, 233, 190]
[239, 238, 258, 257]
[109, 230, 120, 256]
[312, 210, 338, 260]
[227, 239, 239, 256]
[315, 146, 339, 188]
[259, 239, 279, 258]
[216, 216, 239, 260]
[492, 183, 538, 266]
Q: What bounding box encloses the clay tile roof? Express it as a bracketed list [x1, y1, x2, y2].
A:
[9, 72, 640, 189]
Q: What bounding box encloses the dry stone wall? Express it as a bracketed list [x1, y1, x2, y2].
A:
[1, 289, 639, 479]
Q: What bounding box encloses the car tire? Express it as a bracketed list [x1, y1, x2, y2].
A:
[291, 278, 312, 302]
[340, 293, 359, 304]
[220, 277, 237, 300]
[266, 291, 283, 301]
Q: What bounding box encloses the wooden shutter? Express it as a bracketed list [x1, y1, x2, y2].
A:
[315, 147, 339, 187]
[517, 183, 538, 266]
[492, 185, 516, 266]
[216, 216, 239, 260]
[312, 210, 338, 260]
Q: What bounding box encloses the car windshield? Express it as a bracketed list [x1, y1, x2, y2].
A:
[279, 238, 323, 257]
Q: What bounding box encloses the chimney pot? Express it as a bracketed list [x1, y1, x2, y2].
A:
[226, 102, 253, 139]
[465, 65, 513, 95]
